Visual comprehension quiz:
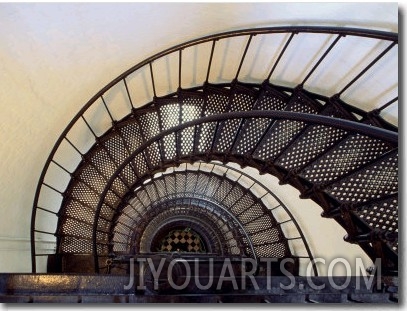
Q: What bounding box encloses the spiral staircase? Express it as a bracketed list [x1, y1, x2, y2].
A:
[0, 27, 398, 303]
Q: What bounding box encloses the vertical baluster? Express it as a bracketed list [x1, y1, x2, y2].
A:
[235, 34, 253, 81]
[266, 32, 296, 81]
[338, 42, 397, 97]
[101, 95, 115, 123]
[42, 182, 64, 195]
[205, 40, 217, 84]
[375, 97, 398, 113]
[123, 78, 135, 110]
[178, 49, 182, 90]
[81, 115, 98, 139]
[149, 62, 157, 98]
[36, 206, 58, 216]
[300, 34, 343, 86]
[51, 159, 72, 175]
[64, 137, 84, 157]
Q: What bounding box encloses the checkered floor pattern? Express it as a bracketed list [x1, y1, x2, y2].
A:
[159, 229, 205, 252]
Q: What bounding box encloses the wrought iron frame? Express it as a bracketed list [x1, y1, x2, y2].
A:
[31, 26, 398, 278]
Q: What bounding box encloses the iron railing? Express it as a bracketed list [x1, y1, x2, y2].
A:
[31, 26, 398, 273]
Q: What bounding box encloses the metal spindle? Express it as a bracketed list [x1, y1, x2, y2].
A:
[51, 159, 72, 175]
[123, 78, 135, 109]
[376, 97, 398, 112]
[81, 116, 98, 139]
[36, 206, 58, 215]
[338, 41, 397, 96]
[34, 229, 55, 236]
[266, 32, 296, 81]
[205, 40, 216, 83]
[235, 35, 253, 80]
[301, 34, 343, 86]
[101, 95, 115, 123]
[42, 182, 63, 195]
[178, 49, 182, 89]
[64, 137, 84, 156]
[149, 62, 157, 98]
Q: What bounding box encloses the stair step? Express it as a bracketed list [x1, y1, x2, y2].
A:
[352, 193, 398, 253]
[232, 83, 290, 155]
[179, 91, 206, 156]
[252, 88, 322, 162]
[299, 129, 394, 185]
[275, 99, 357, 171]
[212, 84, 259, 153]
[325, 149, 398, 204]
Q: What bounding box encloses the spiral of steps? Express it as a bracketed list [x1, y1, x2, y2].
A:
[31, 27, 398, 280]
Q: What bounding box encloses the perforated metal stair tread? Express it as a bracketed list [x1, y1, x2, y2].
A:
[275, 100, 358, 171]
[252, 88, 322, 162]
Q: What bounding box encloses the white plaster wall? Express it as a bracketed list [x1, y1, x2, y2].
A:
[0, 2, 398, 273]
